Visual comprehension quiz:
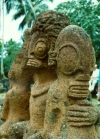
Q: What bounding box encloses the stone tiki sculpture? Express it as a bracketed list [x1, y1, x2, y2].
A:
[33, 25, 98, 139]
[9, 10, 71, 139]
[0, 28, 34, 139]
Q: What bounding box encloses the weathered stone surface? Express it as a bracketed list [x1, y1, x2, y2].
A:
[6, 10, 71, 139]
[42, 25, 98, 139]
[0, 28, 33, 139]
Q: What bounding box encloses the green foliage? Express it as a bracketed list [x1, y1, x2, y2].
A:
[4, 0, 52, 29]
[1, 39, 21, 76]
[4, 0, 100, 68]
[0, 42, 2, 56]
[55, 0, 100, 67]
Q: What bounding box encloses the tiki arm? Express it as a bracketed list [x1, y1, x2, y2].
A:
[67, 100, 100, 127]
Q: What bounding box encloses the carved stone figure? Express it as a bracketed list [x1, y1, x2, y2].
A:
[1, 10, 99, 139]
[30, 25, 99, 139]
[0, 28, 33, 139]
[8, 10, 71, 139]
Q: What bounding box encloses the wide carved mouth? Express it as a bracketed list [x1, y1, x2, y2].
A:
[68, 82, 89, 99]
[69, 85, 88, 94]
[27, 59, 40, 67]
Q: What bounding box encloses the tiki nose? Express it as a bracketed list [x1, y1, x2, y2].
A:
[28, 52, 34, 59]
[30, 51, 34, 55]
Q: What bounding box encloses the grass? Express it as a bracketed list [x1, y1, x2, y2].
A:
[92, 97, 98, 106]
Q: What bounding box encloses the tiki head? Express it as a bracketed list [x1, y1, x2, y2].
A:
[27, 10, 71, 68]
[55, 25, 96, 76]
[55, 25, 96, 98]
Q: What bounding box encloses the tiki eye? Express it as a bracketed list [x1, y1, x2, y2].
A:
[34, 41, 48, 59]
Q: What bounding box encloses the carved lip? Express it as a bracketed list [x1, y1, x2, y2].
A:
[69, 85, 88, 94]
[68, 92, 88, 98]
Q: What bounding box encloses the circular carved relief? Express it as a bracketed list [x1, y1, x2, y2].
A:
[57, 44, 80, 75]
[34, 41, 49, 59]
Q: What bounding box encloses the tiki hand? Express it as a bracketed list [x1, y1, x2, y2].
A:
[67, 100, 100, 127]
[27, 131, 44, 139]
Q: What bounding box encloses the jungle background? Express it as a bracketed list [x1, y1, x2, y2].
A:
[0, 0, 100, 123]
[0, 0, 100, 78]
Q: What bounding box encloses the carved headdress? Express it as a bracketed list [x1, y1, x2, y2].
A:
[31, 10, 71, 66]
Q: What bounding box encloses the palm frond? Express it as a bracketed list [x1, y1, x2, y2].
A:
[18, 17, 27, 30]
[12, 10, 25, 20]
[4, 0, 50, 30]
[4, 0, 12, 13]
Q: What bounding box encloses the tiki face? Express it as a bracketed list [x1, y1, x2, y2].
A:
[27, 31, 50, 68]
[55, 25, 96, 99]
[27, 10, 71, 68]
[56, 25, 96, 75]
